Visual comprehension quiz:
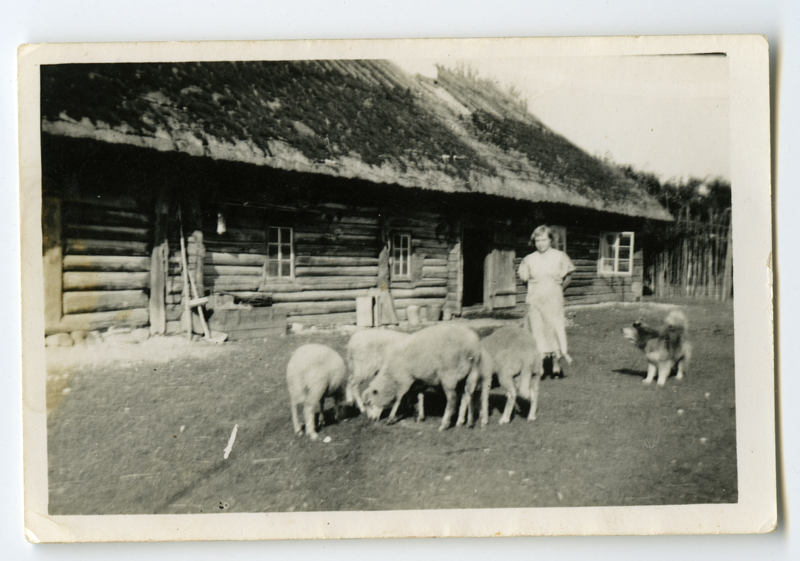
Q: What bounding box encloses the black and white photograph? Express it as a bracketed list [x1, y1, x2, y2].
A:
[18, 35, 774, 541]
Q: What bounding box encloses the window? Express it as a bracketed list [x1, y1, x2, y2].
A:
[550, 225, 567, 253]
[267, 226, 294, 278]
[392, 233, 411, 278]
[599, 232, 634, 275]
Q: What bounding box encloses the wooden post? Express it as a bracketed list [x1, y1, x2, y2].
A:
[191, 231, 206, 298]
[722, 213, 733, 300]
[42, 196, 63, 332]
[149, 186, 169, 335]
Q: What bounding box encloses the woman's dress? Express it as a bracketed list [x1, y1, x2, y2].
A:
[518, 248, 575, 357]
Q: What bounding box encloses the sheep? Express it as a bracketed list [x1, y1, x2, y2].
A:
[362, 323, 483, 431]
[286, 343, 348, 440]
[346, 328, 409, 414]
[480, 325, 544, 424]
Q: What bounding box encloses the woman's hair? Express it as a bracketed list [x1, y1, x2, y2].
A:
[530, 225, 553, 243]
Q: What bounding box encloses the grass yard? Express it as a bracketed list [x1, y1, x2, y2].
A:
[45, 300, 736, 514]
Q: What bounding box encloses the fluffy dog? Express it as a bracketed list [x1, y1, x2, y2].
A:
[622, 310, 692, 386]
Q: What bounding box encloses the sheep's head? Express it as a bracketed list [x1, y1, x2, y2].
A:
[362, 370, 396, 420]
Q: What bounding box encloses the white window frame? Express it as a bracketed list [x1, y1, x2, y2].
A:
[550, 225, 567, 253]
[267, 226, 294, 279]
[598, 231, 634, 276]
[391, 233, 412, 280]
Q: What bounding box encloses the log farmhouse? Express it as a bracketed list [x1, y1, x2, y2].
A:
[40, 60, 673, 338]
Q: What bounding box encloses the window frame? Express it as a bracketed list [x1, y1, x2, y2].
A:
[266, 226, 295, 279]
[598, 231, 635, 277]
[391, 233, 412, 280]
[550, 225, 567, 253]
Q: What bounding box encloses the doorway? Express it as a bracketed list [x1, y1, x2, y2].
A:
[462, 228, 492, 308]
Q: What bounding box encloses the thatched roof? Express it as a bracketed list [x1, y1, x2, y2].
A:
[41, 60, 672, 220]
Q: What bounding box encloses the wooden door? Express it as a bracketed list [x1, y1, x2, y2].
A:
[483, 249, 517, 310]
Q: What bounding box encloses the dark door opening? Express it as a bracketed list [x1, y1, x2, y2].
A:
[462, 228, 492, 307]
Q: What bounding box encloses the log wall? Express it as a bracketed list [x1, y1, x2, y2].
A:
[55, 198, 152, 332]
[513, 225, 644, 307]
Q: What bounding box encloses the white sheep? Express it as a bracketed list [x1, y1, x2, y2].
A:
[362, 323, 483, 431]
[346, 328, 409, 413]
[479, 325, 544, 424]
[286, 343, 348, 440]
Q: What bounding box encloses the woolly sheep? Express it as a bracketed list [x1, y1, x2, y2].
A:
[480, 325, 544, 424]
[362, 323, 483, 431]
[286, 343, 348, 441]
[346, 329, 409, 413]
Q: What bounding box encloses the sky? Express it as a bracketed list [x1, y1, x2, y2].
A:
[394, 55, 730, 184]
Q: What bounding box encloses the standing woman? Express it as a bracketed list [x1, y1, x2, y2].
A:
[518, 225, 576, 377]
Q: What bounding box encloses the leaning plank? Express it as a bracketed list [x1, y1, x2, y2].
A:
[63, 272, 150, 291]
[65, 238, 150, 256]
[50, 308, 149, 335]
[63, 290, 149, 315]
[63, 255, 151, 272]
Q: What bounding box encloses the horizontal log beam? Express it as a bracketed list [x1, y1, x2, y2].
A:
[205, 252, 266, 267]
[204, 264, 264, 277]
[390, 279, 448, 288]
[272, 301, 357, 315]
[286, 311, 356, 324]
[63, 272, 150, 291]
[390, 287, 448, 299]
[295, 256, 378, 267]
[65, 238, 150, 256]
[205, 276, 262, 292]
[63, 207, 150, 228]
[64, 224, 150, 242]
[393, 297, 447, 309]
[271, 289, 371, 302]
[421, 266, 448, 277]
[62, 290, 149, 315]
[49, 308, 149, 335]
[202, 241, 266, 254]
[63, 255, 151, 272]
[294, 245, 378, 258]
[206, 227, 266, 243]
[63, 196, 140, 211]
[295, 266, 378, 277]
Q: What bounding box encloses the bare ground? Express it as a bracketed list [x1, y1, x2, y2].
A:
[46, 299, 736, 514]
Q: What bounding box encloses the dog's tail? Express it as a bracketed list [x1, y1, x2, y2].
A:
[663, 310, 688, 352]
[665, 310, 688, 332]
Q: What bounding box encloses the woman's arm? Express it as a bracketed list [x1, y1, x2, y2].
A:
[518, 260, 531, 282]
[562, 272, 573, 290]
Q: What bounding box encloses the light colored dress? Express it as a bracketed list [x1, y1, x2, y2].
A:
[518, 248, 576, 357]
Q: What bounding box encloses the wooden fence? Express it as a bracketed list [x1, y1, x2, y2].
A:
[644, 213, 733, 300]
